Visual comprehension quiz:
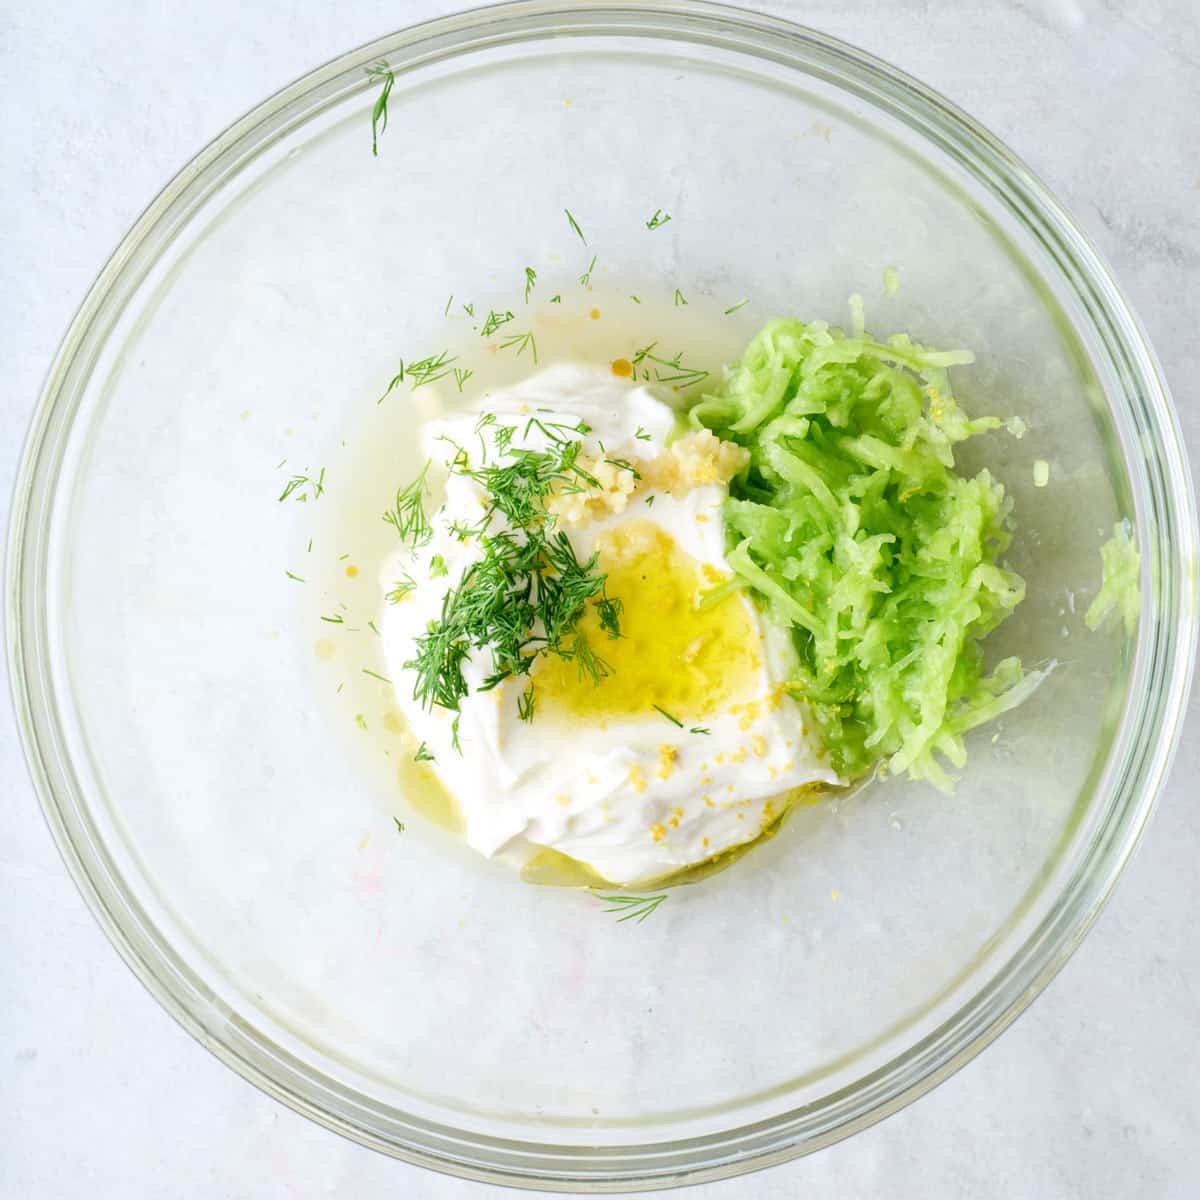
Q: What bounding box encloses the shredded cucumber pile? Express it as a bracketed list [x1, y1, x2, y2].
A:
[691, 315, 1044, 788]
[1085, 521, 1140, 636]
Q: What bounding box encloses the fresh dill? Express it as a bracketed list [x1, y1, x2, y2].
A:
[285, 570, 306, 583]
[462, 301, 476, 317]
[366, 61, 394, 157]
[604, 457, 641, 480]
[393, 817, 406, 833]
[724, 297, 749, 315]
[443, 294, 454, 316]
[450, 714, 462, 754]
[367, 619, 381, 636]
[429, 553, 448, 578]
[549, 294, 562, 304]
[631, 342, 709, 387]
[579, 255, 597, 286]
[278, 467, 325, 503]
[524, 266, 537, 302]
[690, 726, 711, 735]
[480, 308, 515, 337]
[499, 330, 538, 364]
[406, 350, 456, 389]
[386, 574, 417, 604]
[453, 367, 473, 393]
[634, 426, 652, 441]
[674, 288, 688, 307]
[307, 538, 313, 553]
[355, 713, 368, 730]
[383, 462, 432, 546]
[402, 427, 621, 720]
[320, 612, 346, 625]
[564, 208, 586, 243]
[595, 892, 668, 924]
[378, 365, 405, 403]
[518, 683, 536, 722]
[413, 741, 435, 762]
[645, 494, 655, 506]
[652, 704, 683, 727]
[645, 208, 672, 230]
[362, 667, 392, 684]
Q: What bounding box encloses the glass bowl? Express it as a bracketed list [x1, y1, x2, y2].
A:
[7, 0, 1196, 1190]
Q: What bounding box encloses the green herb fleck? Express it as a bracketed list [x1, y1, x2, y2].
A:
[362, 667, 392, 684]
[278, 467, 325, 503]
[386, 574, 417, 604]
[579, 255, 597, 286]
[414, 741, 435, 763]
[645, 208, 672, 230]
[453, 367, 473, 393]
[724, 298, 749, 315]
[631, 342, 708, 387]
[321, 612, 346, 625]
[443, 293, 454, 316]
[393, 817, 406, 833]
[462, 301, 475, 317]
[367, 620, 381, 636]
[634, 426, 652, 442]
[689, 726, 711, 735]
[674, 288, 688, 307]
[518, 683, 536, 722]
[499, 330, 539, 365]
[564, 208, 586, 243]
[285, 570, 306, 583]
[354, 713, 368, 730]
[480, 309, 515, 337]
[366, 62, 394, 157]
[549, 294, 562, 304]
[630, 294, 641, 304]
[383, 462, 432, 546]
[429, 553, 448, 578]
[652, 704, 683, 727]
[524, 266, 537, 302]
[595, 892, 668, 924]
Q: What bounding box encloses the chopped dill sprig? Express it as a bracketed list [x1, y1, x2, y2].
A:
[595, 892, 668, 924]
[443, 294, 454, 316]
[652, 704, 683, 727]
[724, 298, 749, 315]
[645, 208, 672, 230]
[285, 570, 306, 583]
[630, 294, 641, 304]
[429, 553, 449, 578]
[367, 619, 381, 636]
[321, 612, 346, 625]
[690, 726, 711, 735]
[402, 429, 620, 720]
[631, 342, 708, 387]
[278, 467, 325, 503]
[362, 667, 392, 684]
[414, 741, 435, 762]
[634, 426, 652, 441]
[604, 457, 641, 480]
[549, 294, 562, 304]
[386, 574, 417, 604]
[407, 350, 456, 389]
[354, 713, 368, 730]
[453, 367, 473, 393]
[365, 61, 394, 157]
[518, 683, 536, 722]
[564, 208, 586, 243]
[674, 288, 688, 307]
[393, 817, 406, 833]
[499, 330, 539, 365]
[462, 301, 475, 317]
[579, 255, 597, 286]
[480, 309, 515, 337]
[383, 462, 432, 546]
[524, 266, 537, 302]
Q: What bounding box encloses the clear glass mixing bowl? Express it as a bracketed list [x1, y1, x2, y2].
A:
[7, 1, 1196, 1190]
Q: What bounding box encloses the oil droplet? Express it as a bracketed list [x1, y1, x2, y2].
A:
[314, 638, 336, 661]
[345, 564, 359, 578]
[381, 710, 404, 735]
[611, 357, 633, 378]
[589, 308, 601, 320]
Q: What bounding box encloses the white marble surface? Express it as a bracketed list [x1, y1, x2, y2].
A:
[2, 1, 1197, 1196]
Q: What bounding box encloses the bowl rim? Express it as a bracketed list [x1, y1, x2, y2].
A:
[7, 0, 1198, 1190]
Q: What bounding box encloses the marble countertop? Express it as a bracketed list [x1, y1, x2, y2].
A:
[2, 2, 1197, 1196]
